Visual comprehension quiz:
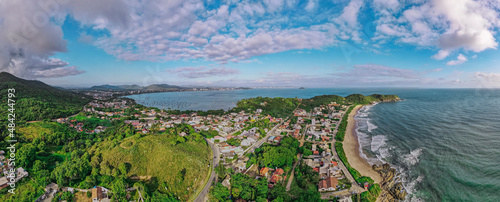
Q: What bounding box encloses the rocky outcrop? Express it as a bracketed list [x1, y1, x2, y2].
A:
[373, 163, 407, 201]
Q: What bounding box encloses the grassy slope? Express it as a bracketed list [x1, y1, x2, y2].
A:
[17, 121, 60, 140]
[95, 135, 211, 201]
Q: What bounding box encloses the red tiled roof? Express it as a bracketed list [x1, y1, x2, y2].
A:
[274, 168, 284, 176]
[318, 176, 338, 190]
[260, 167, 269, 176]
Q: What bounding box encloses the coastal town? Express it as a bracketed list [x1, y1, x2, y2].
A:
[4, 93, 392, 202]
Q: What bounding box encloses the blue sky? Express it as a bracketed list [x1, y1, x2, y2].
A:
[1, 0, 500, 88]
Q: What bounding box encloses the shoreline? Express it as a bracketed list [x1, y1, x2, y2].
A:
[344, 105, 383, 183]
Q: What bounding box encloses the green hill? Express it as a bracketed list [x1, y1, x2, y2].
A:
[345, 94, 401, 104]
[92, 135, 211, 201]
[0, 72, 90, 122]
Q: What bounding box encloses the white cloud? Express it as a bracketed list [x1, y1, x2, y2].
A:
[373, 0, 500, 59]
[305, 0, 317, 12]
[432, 50, 450, 60]
[0, 0, 125, 78]
[334, 0, 364, 41]
[446, 54, 467, 65]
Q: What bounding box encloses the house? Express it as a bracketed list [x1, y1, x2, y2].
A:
[268, 136, 276, 143]
[269, 168, 285, 187]
[235, 160, 247, 173]
[273, 168, 284, 176]
[260, 167, 269, 178]
[92, 187, 103, 202]
[214, 136, 227, 142]
[241, 138, 256, 146]
[273, 136, 282, 143]
[318, 176, 338, 192]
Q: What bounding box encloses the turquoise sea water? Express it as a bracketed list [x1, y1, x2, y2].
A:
[127, 88, 500, 201]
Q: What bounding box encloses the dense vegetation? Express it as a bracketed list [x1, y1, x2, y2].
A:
[335, 142, 374, 185]
[334, 106, 353, 141]
[230, 173, 269, 201]
[230, 94, 399, 119]
[294, 160, 320, 192]
[246, 136, 299, 171]
[300, 95, 344, 111]
[231, 97, 300, 118]
[352, 183, 382, 202]
[346, 94, 400, 105]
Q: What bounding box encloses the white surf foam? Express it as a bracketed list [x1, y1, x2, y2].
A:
[370, 135, 387, 152]
[367, 120, 378, 132]
[403, 148, 423, 166]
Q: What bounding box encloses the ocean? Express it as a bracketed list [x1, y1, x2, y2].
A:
[127, 88, 500, 201]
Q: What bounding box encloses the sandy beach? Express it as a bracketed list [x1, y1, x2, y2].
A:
[344, 105, 383, 183]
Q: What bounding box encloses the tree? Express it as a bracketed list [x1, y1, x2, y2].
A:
[111, 177, 128, 201]
[176, 136, 186, 144]
[118, 163, 128, 176]
[18, 143, 37, 168]
[210, 183, 230, 201]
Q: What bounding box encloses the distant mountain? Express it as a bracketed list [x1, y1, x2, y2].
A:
[0, 72, 90, 121]
[143, 84, 184, 91]
[89, 83, 185, 91]
[90, 84, 126, 90]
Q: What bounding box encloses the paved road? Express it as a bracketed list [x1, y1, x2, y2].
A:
[193, 139, 220, 202]
[285, 125, 309, 191]
[242, 120, 284, 155]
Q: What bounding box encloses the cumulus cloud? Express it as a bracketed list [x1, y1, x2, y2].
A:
[446, 54, 468, 66]
[33, 66, 85, 78]
[432, 50, 450, 60]
[372, 0, 500, 59]
[333, 0, 364, 41]
[0, 0, 127, 78]
[167, 66, 239, 78]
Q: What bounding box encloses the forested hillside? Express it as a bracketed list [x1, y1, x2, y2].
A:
[0, 72, 90, 121]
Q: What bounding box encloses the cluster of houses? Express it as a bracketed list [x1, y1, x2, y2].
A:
[84, 91, 118, 100]
[303, 143, 345, 192]
[213, 126, 268, 160]
[56, 118, 108, 134]
[35, 183, 110, 202]
[0, 150, 29, 190]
